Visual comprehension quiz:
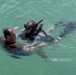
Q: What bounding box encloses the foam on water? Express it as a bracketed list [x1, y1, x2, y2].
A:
[45, 58, 73, 62]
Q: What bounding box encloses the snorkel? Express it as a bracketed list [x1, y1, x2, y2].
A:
[35, 19, 43, 28]
[37, 19, 43, 24]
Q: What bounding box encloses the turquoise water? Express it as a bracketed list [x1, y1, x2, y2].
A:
[0, 0, 76, 75]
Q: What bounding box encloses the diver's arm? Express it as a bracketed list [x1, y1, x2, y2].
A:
[23, 37, 47, 52]
[30, 43, 47, 50]
[24, 37, 62, 52]
[23, 43, 47, 52]
[16, 28, 25, 38]
[13, 26, 19, 31]
[23, 39, 40, 52]
[29, 37, 62, 51]
[25, 35, 41, 47]
[24, 38, 62, 52]
[23, 33, 48, 51]
[25, 39, 39, 47]
[35, 43, 47, 47]
[31, 37, 61, 50]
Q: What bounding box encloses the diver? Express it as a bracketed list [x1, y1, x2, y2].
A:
[2, 27, 19, 48]
[16, 20, 58, 47]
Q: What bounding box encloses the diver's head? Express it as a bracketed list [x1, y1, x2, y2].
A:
[24, 20, 37, 33]
[24, 20, 36, 30]
[3, 28, 14, 37]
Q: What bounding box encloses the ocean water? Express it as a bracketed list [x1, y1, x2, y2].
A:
[0, 0, 76, 75]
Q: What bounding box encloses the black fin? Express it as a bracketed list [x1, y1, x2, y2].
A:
[59, 22, 76, 37]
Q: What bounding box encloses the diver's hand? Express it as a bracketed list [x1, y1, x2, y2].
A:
[23, 46, 30, 51]
[23, 46, 36, 52]
[14, 26, 19, 30]
[38, 43, 47, 47]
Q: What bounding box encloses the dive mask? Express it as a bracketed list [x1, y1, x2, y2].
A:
[24, 24, 36, 30]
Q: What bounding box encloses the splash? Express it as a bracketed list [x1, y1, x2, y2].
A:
[45, 58, 73, 62]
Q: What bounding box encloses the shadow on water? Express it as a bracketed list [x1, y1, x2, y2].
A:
[0, 21, 76, 61]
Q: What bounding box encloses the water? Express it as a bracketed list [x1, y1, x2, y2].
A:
[0, 0, 76, 75]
